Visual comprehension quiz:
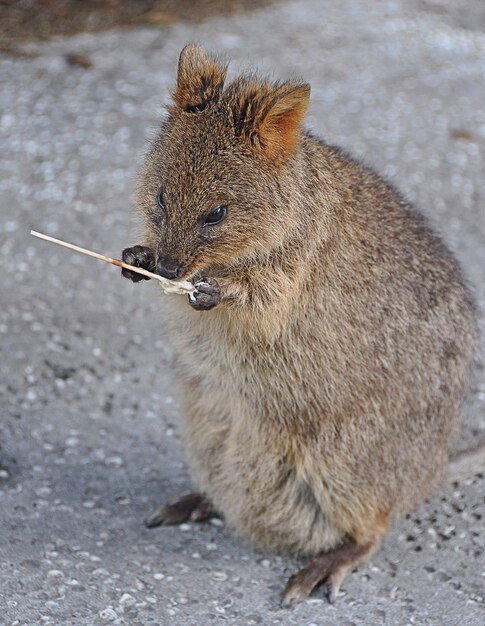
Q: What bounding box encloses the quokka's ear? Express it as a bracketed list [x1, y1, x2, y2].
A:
[232, 81, 310, 163]
[173, 44, 228, 113]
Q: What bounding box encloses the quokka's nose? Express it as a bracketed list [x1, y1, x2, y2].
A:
[156, 257, 183, 280]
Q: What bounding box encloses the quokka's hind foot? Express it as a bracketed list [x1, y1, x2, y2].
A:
[145, 492, 220, 528]
[281, 537, 380, 607]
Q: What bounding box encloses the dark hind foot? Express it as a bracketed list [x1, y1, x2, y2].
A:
[281, 538, 380, 607]
[145, 492, 220, 528]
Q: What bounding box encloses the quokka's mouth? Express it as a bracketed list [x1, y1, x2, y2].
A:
[176, 261, 207, 283]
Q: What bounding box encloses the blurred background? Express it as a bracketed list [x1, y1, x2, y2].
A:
[0, 2, 484, 625]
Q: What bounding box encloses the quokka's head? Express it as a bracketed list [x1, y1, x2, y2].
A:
[138, 44, 310, 280]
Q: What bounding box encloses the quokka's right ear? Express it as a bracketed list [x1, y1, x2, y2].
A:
[173, 44, 228, 113]
[229, 80, 310, 165]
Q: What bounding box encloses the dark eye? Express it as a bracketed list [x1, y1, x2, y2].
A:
[203, 205, 227, 226]
[157, 186, 164, 210]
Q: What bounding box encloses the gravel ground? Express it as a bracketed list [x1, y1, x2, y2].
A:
[1, 1, 484, 625]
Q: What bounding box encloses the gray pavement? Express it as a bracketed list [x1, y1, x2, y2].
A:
[1, 1, 484, 624]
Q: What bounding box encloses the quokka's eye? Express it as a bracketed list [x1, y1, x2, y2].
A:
[203, 205, 227, 226]
[157, 186, 164, 210]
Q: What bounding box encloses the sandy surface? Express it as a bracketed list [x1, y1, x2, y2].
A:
[0, 1, 484, 624]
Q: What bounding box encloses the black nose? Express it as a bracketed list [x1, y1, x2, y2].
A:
[156, 257, 182, 280]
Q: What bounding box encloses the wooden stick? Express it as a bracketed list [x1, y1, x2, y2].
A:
[30, 230, 194, 295]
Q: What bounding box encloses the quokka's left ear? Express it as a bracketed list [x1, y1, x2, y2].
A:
[231, 81, 310, 164]
[173, 44, 228, 113]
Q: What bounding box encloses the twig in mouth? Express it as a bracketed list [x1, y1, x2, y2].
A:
[30, 230, 194, 295]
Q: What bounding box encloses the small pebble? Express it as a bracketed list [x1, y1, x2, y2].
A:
[119, 593, 136, 607]
[105, 456, 123, 467]
[44, 601, 60, 610]
[99, 607, 118, 622]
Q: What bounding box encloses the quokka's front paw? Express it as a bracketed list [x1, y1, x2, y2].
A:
[188, 278, 221, 311]
[121, 245, 156, 282]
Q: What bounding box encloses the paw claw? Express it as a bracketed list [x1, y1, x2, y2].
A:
[188, 277, 221, 310]
[326, 573, 344, 604]
[281, 584, 308, 608]
[144, 511, 164, 528]
[326, 584, 336, 604]
[145, 493, 219, 528]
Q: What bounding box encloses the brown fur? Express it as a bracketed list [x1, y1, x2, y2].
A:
[130, 45, 477, 593]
